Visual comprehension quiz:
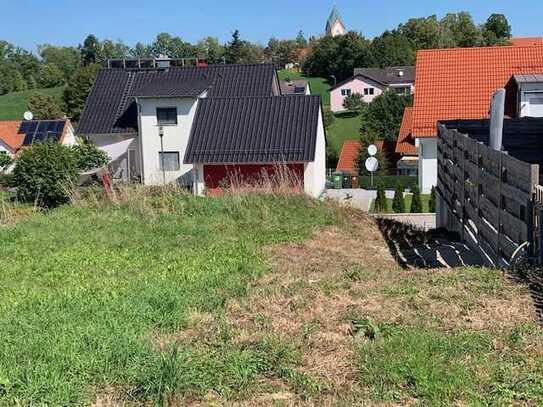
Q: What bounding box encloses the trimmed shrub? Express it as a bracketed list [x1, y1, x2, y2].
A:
[13, 143, 79, 208]
[410, 184, 423, 213]
[374, 182, 387, 213]
[392, 183, 405, 213]
[72, 142, 109, 171]
[429, 186, 437, 213]
[359, 175, 417, 190]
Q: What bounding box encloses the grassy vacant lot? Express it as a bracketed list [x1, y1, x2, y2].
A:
[0, 188, 542, 406]
[0, 86, 65, 120]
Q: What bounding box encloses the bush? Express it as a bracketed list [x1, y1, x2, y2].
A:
[410, 184, 423, 213]
[0, 173, 14, 188]
[323, 108, 335, 129]
[13, 143, 79, 208]
[429, 186, 437, 213]
[0, 151, 12, 171]
[374, 183, 387, 213]
[359, 175, 417, 190]
[72, 142, 109, 171]
[392, 183, 405, 213]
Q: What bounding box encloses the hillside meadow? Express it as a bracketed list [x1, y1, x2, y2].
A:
[0, 187, 542, 406]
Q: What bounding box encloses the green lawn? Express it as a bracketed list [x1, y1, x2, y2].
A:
[0, 86, 65, 120]
[327, 112, 361, 154]
[277, 69, 361, 155]
[277, 69, 331, 107]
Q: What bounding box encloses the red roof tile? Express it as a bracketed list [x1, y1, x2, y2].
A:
[336, 139, 400, 173]
[412, 45, 543, 138]
[510, 37, 543, 47]
[0, 121, 23, 152]
[336, 140, 361, 174]
[395, 107, 417, 155]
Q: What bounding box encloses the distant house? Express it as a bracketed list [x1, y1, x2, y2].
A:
[0, 119, 75, 158]
[326, 6, 347, 37]
[280, 79, 310, 95]
[510, 37, 543, 47]
[395, 107, 418, 176]
[336, 139, 399, 175]
[407, 45, 543, 193]
[77, 60, 326, 197]
[330, 66, 415, 113]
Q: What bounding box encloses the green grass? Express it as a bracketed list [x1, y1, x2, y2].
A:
[277, 69, 331, 107]
[0, 86, 65, 120]
[277, 69, 361, 155]
[327, 112, 361, 154]
[0, 189, 339, 405]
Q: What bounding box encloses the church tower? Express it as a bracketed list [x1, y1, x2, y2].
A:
[326, 6, 347, 37]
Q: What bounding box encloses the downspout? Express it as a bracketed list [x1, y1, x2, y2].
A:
[135, 97, 145, 184]
[489, 89, 505, 151]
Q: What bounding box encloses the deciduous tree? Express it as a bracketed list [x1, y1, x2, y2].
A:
[28, 93, 65, 120]
[360, 90, 412, 141]
[63, 64, 100, 121]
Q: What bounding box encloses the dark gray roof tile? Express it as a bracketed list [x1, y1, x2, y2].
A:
[185, 96, 321, 164]
[77, 64, 278, 135]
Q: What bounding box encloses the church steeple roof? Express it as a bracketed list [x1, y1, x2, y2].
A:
[326, 5, 344, 32]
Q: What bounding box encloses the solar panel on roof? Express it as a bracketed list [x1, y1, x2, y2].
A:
[54, 121, 65, 133]
[19, 121, 38, 134]
[22, 133, 34, 146]
[33, 132, 47, 143]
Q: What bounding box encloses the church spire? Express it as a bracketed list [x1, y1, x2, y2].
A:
[326, 5, 346, 37]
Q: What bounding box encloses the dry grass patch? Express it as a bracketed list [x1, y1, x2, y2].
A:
[204, 210, 542, 405]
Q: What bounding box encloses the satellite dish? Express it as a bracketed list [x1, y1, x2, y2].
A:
[23, 111, 34, 121]
[367, 144, 378, 157]
[365, 156, 379, 173]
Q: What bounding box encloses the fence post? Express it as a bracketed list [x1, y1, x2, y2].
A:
[497, 152, 502, 261]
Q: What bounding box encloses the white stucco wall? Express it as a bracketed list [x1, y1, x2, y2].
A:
[193, 163, 205, 196]
[88, 133, 140, 181]
[417, 137, 437, 194]
[0, 140, 13, 157]
[61, 122, 77, 146]
[303, 106, 327, 198]
[137, 97, 199, 185]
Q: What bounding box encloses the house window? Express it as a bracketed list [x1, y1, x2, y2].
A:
[341, 89, 352, 97]
[159, 152, 180, 171]
[156, 107, 177, 125]
[364, 88, 375, 96]
[394, 87, 410, 95]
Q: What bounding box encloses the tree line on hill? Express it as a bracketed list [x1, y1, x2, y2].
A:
[0, 11, 512, 123]
[0, 30, 310, 121]
[303, 13, 512, 81]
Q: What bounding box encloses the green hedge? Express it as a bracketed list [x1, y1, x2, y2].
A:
[359, 175, 418, 190]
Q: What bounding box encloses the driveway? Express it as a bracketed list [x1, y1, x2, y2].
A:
[324, 188, 395, 212]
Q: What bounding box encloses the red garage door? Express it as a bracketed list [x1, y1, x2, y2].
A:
[204, 164, 304, 195]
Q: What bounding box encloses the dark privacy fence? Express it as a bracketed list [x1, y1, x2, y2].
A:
[437, 122, 541, 266]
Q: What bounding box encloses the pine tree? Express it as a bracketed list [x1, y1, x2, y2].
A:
[410, 184, 423, 213]
[374, 182, 387, 213]
[429, 186, 437, 213]
[392, 183, 405, 213]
